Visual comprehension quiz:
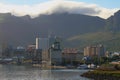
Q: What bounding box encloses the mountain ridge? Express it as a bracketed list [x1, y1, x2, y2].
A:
[0, 10, 120, 51]
[0, 12, 105, 47]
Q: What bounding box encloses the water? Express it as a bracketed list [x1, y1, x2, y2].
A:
[0, 64, 91, 80]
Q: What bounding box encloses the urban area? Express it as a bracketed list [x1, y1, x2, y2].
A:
[0, 35, 120, 70]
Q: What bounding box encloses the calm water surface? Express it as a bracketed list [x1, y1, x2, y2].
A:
[0, 64, 91, 80]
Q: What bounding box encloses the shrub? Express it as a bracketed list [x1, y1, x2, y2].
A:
[114, 64, 120, 70]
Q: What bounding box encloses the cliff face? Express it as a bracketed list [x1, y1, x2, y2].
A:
[105, 10, 120, 32]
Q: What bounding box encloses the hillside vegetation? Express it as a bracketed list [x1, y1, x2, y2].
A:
[67, 31, 120, 51]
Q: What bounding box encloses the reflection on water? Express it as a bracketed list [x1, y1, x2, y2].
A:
[0, 64, 91, 80]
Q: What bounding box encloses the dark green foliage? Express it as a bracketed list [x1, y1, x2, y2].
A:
[81, 70, 120, 80]
[114, 64, 120, 70]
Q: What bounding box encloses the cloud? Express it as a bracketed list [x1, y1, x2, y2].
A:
[0, 0, 119, 19]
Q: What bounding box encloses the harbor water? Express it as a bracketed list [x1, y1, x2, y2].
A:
[0, 64, 91, 80]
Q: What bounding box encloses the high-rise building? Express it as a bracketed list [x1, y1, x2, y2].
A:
[84, 45, 105, 57]
[36, 38, 49, 50]
[36, 36, 62, 65]
[49, 36, 62, 65]
[96, 44, 105, 57]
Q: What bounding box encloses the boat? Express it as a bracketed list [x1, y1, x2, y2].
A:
[77, 64, 88, 69]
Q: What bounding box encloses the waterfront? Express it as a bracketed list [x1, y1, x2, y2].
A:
[0, 64, 91, 80]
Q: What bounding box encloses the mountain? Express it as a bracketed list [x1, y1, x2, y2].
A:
[105, 10, 120, 32]
[0, 13, 105, 47]
[67, 10, 120, 51]
[0, 10, 120, 51]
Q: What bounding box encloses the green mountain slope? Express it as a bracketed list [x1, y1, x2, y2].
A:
[67, 32, 120, 51]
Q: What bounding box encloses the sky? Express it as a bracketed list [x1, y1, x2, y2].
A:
[0, 0, 120, 19]
[0, 0, 119, 8]
[72, 0, 120, 9]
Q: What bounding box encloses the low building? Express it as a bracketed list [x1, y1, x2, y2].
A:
[14, 47, 26, 57]
[26, 44, 42, 63]
[62, 48, 83, 65]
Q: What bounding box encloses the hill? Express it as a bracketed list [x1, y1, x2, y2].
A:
[67, 31, 120, 51]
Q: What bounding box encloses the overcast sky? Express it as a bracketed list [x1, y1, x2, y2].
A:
[0, 0, 119, 19]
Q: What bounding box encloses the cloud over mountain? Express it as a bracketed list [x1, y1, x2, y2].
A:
[0, 0, 119, 19]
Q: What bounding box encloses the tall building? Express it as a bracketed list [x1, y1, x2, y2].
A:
[36, 36, 62, 65]
[49, 36, 62, 65]
[36, 38, 49, 50]
[96, 44, 105, 57]
[84, 45, 105, 57]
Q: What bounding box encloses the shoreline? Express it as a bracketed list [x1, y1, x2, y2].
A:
[81, 70, 120, 80]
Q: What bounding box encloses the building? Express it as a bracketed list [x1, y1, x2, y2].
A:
[42, 50, 49, 62]
[36, 38, 49, 50]
[96, 44, 105, 57]
[2, 45, 14, 58]
[26, 44, 42, 64]
[84, 44, 105, 57]
[35, 37, 50, 64]
[26, 45, 36, 58]
[49, 37, 62, 65]
[35, 37, 49, 63]
[62, 48, 83, 65]
[84, 46, 97, 57]
[14, 46, 25, 57]
[35, 36, 62, 65]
